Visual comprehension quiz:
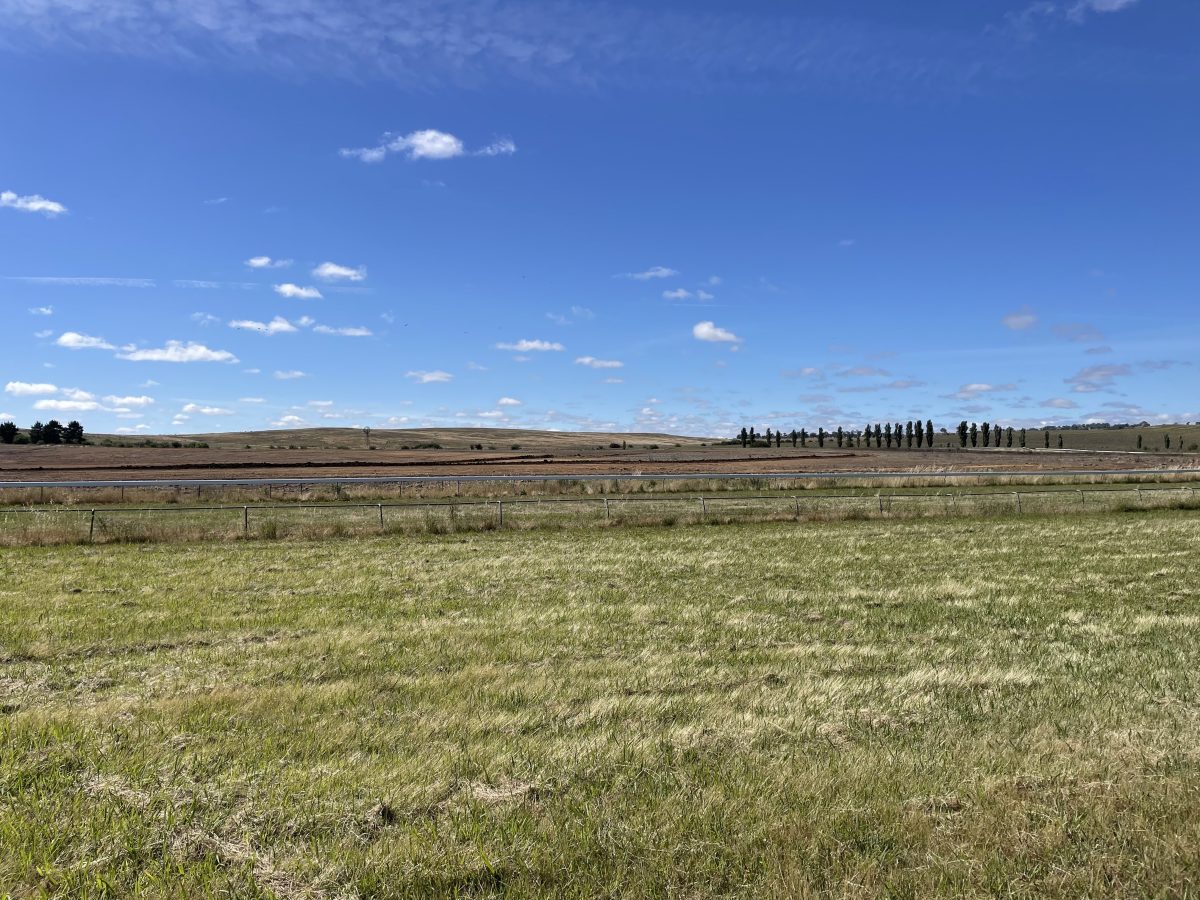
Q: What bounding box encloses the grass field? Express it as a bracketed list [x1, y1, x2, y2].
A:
[3, 512, 1200, 896]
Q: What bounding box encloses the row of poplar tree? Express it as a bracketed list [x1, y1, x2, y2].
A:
[737, 421, 936, 448]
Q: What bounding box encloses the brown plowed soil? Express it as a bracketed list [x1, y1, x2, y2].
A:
[1, 444, 1191, 482]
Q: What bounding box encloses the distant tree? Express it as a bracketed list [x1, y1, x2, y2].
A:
[817, 427, 825, 448]
[42, 420, 63, 445]
[749, 427, 757, 445]
[765, 427, 773, 447]
[1057, 433, 1063, 449]
[884, 422, 893, 448]
[873, 424, 882, 448]
[1137, 434, 1143, 450]
[894, 422, 902, 449]
[904, 421, 912, 449]
[1165, 434, 1171, 450]
[800, 428, 807, 447]
[981, 421, 991, 448]
[1020, 428, 1026, 448]
[836, 426, 844, 448]
[775, 429, 782, 448]
[969, 422, 978, 447]
[915, 421, 924, 449]
[957, 421, 969, 448]
[739, 427, 748, 448]
[790, 429, 798, 448]
[1044, 430, 1050, 448]
[1006, 426, 1013, 448]
[64, 420, 85, 444]
[0, 421, 16, 444]
[29, 421, 44, 444]
[925, 420, 934, 448]
[993, 424, 1002, 447]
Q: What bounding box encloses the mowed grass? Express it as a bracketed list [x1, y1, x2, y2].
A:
[3, 513, 1200, 897]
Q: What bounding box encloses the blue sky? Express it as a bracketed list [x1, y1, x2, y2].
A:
[2, 0, 1197, 437]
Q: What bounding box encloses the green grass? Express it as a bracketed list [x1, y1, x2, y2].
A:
[3, 512, 1200, 896]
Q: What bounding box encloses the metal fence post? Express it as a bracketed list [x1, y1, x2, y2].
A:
[378, 504, 385, 528]
[497, 500, 504, 527]
[243, 506, 249, 535]
[89, 509, 96, 542]
[878, 494, 884, 514]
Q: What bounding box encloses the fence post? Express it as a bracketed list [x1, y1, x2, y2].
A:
[700, 497, 707, 518]
[1015, 492, 1022, 514]
[878, 494, 884, 514]
[497, 500, 504, 527]
[794, 496, 800, 517]
[1078, 490, 1085, 505]
[243, 506, 249, 535]
[89, 509, 96, 542]
[604, 497, 610, 519]
[378, 504, 384, 528]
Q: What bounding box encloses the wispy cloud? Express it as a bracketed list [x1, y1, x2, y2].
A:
[625, 266, 678, 280]
[1065, 363, 1130, 393]
[947, 383, 1019, 400]
[28, 306, 53, 315]
[312, 261, 366, 281]
[1002, 307, 1037, 330]
[1, 190, 67, 216]
[340, 129, 515, 163]
[55, 332, 116, 351]
[312, 324, 372, 337]
[118, 341, 239, 363]
[230, 316, 300, 335]
[574, 356, 623, 369]
[273, 370, 307, 380]
[406, 370, 453, 383]
[496, 339, 564, 352]
[245, 255, 292, 269]
[663, 288, 692, 300]
[5, 381, 58, 396]
[7, 276, 155, 287]
[274, 283, 322, 299]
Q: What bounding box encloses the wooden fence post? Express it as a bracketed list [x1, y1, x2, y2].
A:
[497, 501, 504, 527]
[89, 509, 96, 542]
[1015, 492, 1022, 514]
[243, 506, 249, 535]
[378, 504, 384, 528]
[700, 497, 707, 518]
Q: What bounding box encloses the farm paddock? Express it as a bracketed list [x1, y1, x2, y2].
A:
[3, 511, 1200, 896]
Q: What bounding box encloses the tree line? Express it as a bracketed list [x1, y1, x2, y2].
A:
[0, 419, 87, 445]
[737, 421, 936, 449]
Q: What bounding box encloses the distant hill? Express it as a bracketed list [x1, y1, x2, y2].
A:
[158, 427, 713, 451]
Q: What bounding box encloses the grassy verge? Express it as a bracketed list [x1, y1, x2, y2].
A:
[3, 512, 1200, 896]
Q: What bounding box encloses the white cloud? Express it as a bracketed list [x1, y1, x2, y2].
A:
[116, 424, 152, 434]
[948, 383, 1018, 400]
[663, 288, 692, 300]
[191, 312, 220, 326]
[344, 129, 518, 163]
[1042, 397, 1079, 409]
[182, 402, 232, 415]
[6, 381, 58, 396]
[274, 283, 323, 299]
[60, 388, 94, 401]
[174, 280, 222, 289]
[707, 275, 722, 286]
[56, 332, 115, 351]
[574, 356, 623, 369]
[104, 395, 155, 407]
[8, 276, 154, 287]
[229, 316, 299, 335]
[312, 261, 367, 282]
[203, 196, 228, 205]
[478, 137, 517, 156]
[245, 255, 292, 269]
[29, 306, 53, 315]
[496, 339, 564, 352]
[1065, 364, 1130, 393]
[692, 321, 741, 343]
[312, 324, 372, 337]
[118, 341, 239, 363]
[274, 370, 307, 380]
[34, 330, 53, 339]
[498, 397, 521, 406]
[1002, 308, 1038, 330]
[625, 266, 678, 280]
[696, 290, 714, 301]
[34, 398, 101, 411]
[406, 370, 453, 383]
[240, 397, 265, 403]
[271, 415, 307, 427]
[1, 190, 67, 216]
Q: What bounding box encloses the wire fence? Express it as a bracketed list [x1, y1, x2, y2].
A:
[1, 485, 1198, 546]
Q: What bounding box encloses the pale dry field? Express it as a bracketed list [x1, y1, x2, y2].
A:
[2, 511, 1200, 896]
